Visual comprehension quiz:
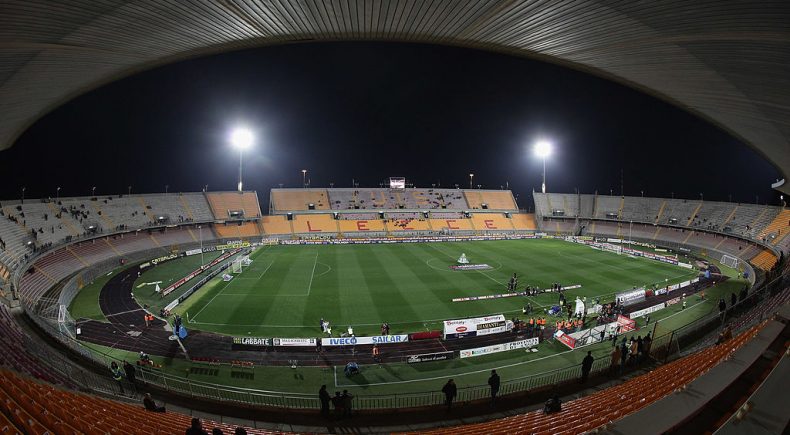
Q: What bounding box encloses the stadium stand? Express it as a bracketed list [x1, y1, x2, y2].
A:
[259, 215, 292, 235]
[270, 189, 330, 212]
[398, 320, 769, 435]
[291, 214, 338, 234]
[511, 213, 537, 231]
[387, 218, 432, 232]
[214, 222, 262, 239]
[0, 367, 286, 435]
[327, 188, 468, 210]
[759, 209, 790, 243]
[464, 190, 517, 210]
[429, 218, 474, 232]
[206, 192, 262, 220]
[470, 213, 514, 232]
[751, 250, 778, 271]
[338, 218, 386, 234]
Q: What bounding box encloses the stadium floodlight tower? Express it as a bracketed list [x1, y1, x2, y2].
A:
[534, 140, 552, 194]
[230, 127, 254, 192]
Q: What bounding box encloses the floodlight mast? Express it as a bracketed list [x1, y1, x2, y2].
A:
[230, 128, 253, 192]
[534, 141, 552, 193]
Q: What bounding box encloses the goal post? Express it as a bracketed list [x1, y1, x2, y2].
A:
[720, 254, 738, 269]
[231, 258, 243, 274]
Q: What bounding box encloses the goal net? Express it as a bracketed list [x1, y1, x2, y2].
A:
[231, 258, 243, 274]
[721, 254, 739, 269]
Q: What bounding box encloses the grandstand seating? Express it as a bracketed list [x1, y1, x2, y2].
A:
[291, 214, 338, 234]
[0, 367, 285, 435]
[511, 214, 537, 231]
[758, 209, 790, 243]
[270, 189, 330, 212]
[464, 191, 517, 210]
[206, 192, 262, 220]
[326, 188, 468, 211]
[214, 222, 261, 239]
[470, 213, 514, 231]
[750, 250, 778, 271]
[399, 320, 768, 435]
[338, 218, 386, 233]
[387, 218, 432, 232]
[259, 215, 292, 235]
[429, 218, 474, 231]
[535, 193, 790, 257]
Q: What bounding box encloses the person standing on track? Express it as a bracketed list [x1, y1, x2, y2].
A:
[442, 379, 457, 410]
[488, 370, 500, 406]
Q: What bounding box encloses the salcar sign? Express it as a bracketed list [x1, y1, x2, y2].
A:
[321, 335, 409, 346]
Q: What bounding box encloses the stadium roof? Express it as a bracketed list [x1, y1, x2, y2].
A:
[1, 1, 789, 193]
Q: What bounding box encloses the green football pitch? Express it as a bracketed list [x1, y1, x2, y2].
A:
[146, 238, 699, 337]
[70, 238, 749, 395]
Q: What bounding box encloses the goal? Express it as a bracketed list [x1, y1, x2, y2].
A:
[720, 254, 739, 269]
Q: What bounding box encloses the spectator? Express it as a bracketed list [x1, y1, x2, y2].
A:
[620, 340, 628, 370]
[342, 389, 354, 418]
[123, 360, 136, 384]
[488, 370, 500, 405]
[637, 336, 644, 361]
[730, 293, 737, 308]
[234, 429, 247, 435]
[318, 385, 331, 418]
[543, 395, 562, 414]
[610, 345, 621, 375]
[110, 361, 124, 394]
[442, 379, 457, 410]
[331, 392, 344, 419]
[143, 393, 165, 412]
[643, 333, 652, 358]
[718, 298, 727, 313]
[212, 429, 223, 435]
[581, 351, 594, 383]
[186, 418, 209, 435]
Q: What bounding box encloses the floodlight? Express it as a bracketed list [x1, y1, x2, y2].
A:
[534, 141, 552, 158]
[230, 128, 254, 150]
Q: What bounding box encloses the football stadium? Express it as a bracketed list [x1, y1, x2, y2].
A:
[0, 3, 789, 435]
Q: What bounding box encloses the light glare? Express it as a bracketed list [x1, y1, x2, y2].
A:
[230, 128, 254, 150]
[534, 141, 552, 158]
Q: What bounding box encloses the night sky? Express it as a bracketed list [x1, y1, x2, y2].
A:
[1, 42, 782, 210]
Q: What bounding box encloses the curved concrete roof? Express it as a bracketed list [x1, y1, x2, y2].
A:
[1, 1, 788, 191]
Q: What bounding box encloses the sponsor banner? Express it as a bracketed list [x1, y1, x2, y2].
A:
[164, 299, 180, 311]
[668, 283, 681, 291]
[233, 337, 271, 346]
[555, 330, 576, 349]
[407, 351, 454, 364]
[450, 264, 493, 271]
[586, 304, 603, 315]
[185, 248, 204, 256]
[655, 288, 668, 296]
[151, 253, 180, 266]
[217, 241, 251, 250]
[679, 280, 691, 288]
[607, 238, 623, 243]
[629, 303, 665, 319]
[321, 335, 409, 346]
[279, 234, 539, 246]
[616, 314, 636, 333]
[616, 288, 646, 306]
[691, 277, 699, 284]
[443, 314, 506, 339]
[272, 337, 316, 347]
[460, 338, 539, 359]
[666, 296, 682, 306]
[452, 284, 582, 302]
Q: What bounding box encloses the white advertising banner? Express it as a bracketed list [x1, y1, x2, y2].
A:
[272, 338, 316, 347]
[443, 314, 507, 339]
[629, 303, 665, 319]
[616, 288, 646, 306]
[459, 337, 539, 359]
[321, 335, 409, 346]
